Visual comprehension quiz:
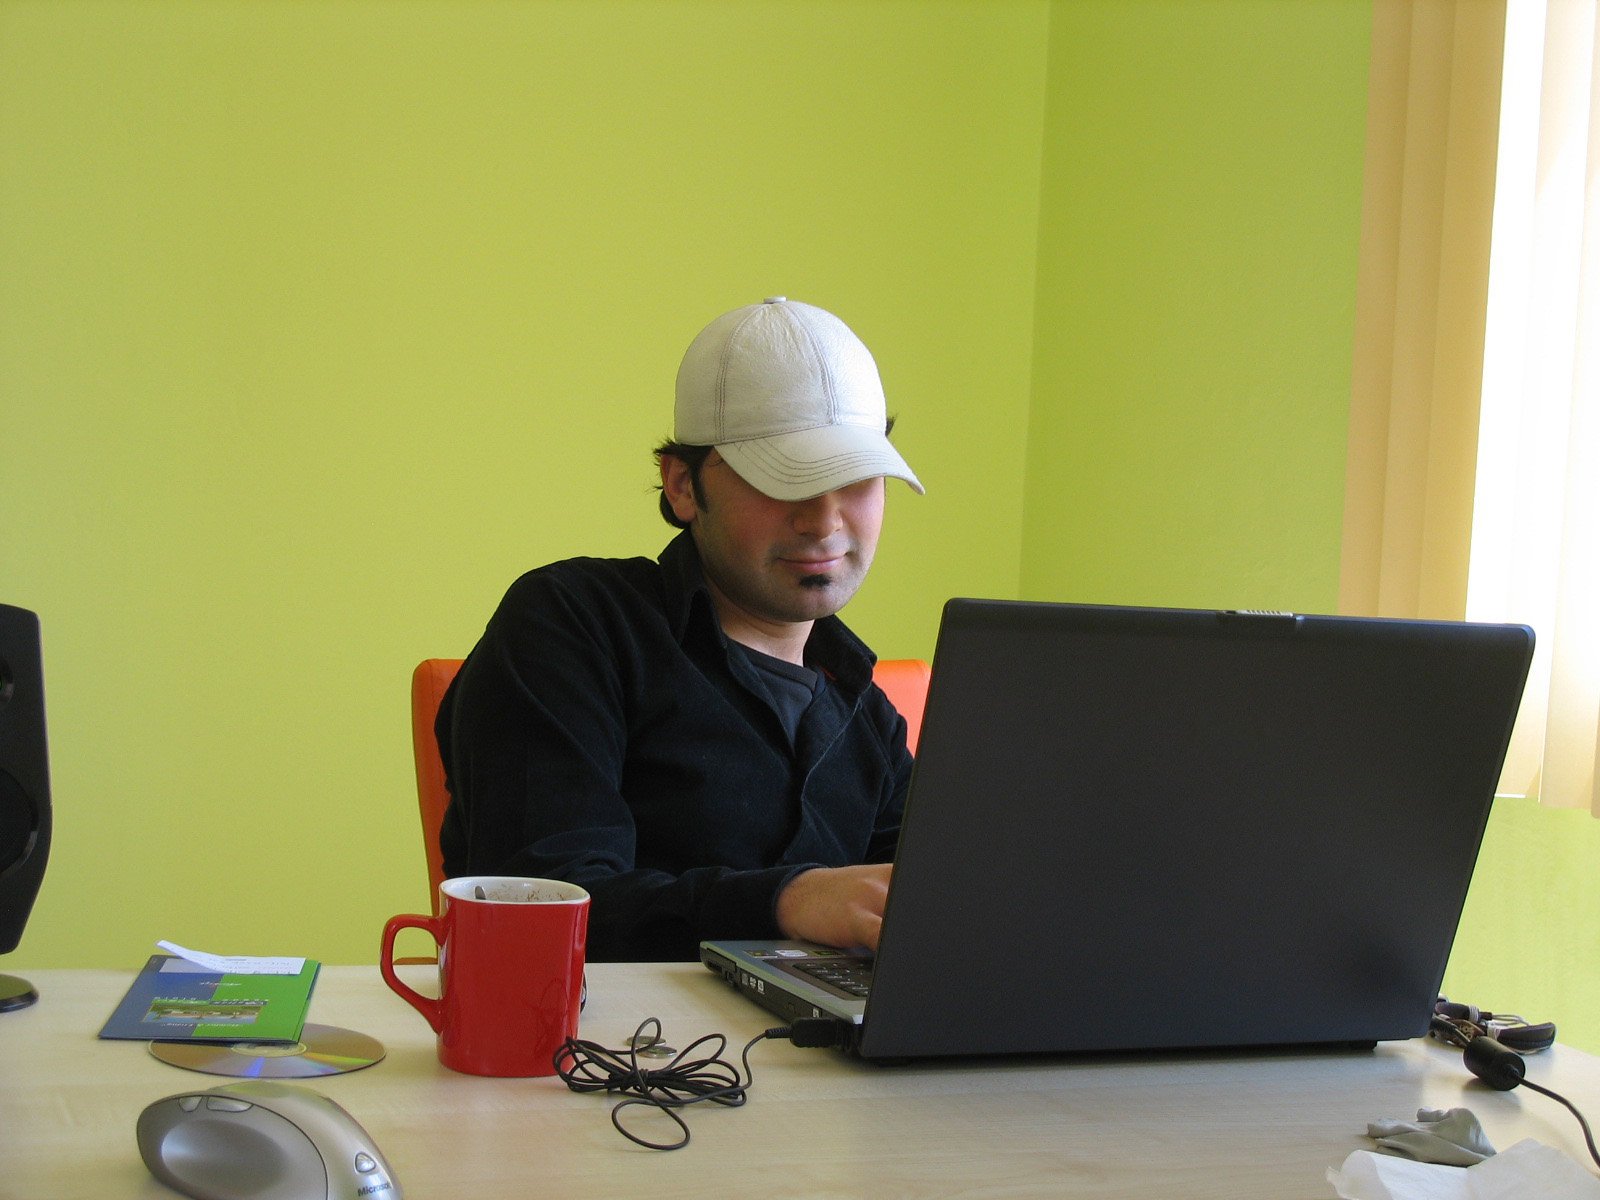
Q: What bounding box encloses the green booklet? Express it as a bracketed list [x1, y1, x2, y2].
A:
[99, 953, 320, 1043]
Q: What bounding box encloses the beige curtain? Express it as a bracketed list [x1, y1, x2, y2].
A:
[1467, 0, 1600, 814]
[1340, 0, 1505, 622]
[1343, 0, 1600, 815]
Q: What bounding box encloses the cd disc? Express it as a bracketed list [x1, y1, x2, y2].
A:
[149, 1023, 386, 1078]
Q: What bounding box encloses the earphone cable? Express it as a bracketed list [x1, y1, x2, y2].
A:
[1518, 1078, 1600, 1169]
[554, 1017, 788, 1151]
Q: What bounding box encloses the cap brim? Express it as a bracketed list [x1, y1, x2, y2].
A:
[716, 424, 926, 502]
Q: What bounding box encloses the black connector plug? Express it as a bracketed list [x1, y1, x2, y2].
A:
[1465, 1034, 1527, 1091]
[785, 1018, 853, 1049]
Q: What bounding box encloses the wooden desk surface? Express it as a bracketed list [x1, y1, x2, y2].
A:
[3, 962, 1597, 1199]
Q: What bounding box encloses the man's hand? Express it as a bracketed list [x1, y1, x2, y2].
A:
[775, 864, 892, 952]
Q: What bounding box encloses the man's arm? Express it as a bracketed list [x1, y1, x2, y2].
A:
[772, 691, 911, 953]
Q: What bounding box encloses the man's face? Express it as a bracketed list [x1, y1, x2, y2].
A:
[663, 452, 885, 633]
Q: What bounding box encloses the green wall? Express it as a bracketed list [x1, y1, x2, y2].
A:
[2, 0, 1047, 966]
[4, 0, 1595, 1053]
[1450, 798, 1600, 1056]
[1025, 0, 1366, 612]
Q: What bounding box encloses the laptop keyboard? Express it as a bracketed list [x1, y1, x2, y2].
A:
[792, 957, 875, 997]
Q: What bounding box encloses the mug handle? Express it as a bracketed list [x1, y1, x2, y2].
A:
[379, 913, 445, 1032]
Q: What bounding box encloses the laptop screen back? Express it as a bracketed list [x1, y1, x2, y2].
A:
[858, 602, 1533, 1061]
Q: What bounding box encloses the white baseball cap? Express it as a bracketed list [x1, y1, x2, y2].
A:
[673, 297, 925, 502]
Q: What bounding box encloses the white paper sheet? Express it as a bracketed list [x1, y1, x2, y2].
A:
[156, 940, 306, 975]
[1328, 1139, 1600, 1200]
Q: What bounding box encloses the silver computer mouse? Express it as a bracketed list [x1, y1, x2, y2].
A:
[136, 1080, 402, 1200]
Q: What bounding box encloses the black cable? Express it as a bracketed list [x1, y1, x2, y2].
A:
[1519, 1078, 1600, 1170]
[553, 1017, 790, 1151]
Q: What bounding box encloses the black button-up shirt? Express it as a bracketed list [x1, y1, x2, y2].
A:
[437, 531, 912, 961]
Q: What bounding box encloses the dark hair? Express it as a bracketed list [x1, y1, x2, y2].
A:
[653, 440, 714, 529]
[651, 416, 898, 530]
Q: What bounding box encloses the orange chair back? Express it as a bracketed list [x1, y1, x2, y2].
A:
[407, 655, 932, 913]
[410, 658, 464, 914]
[872, 658, 931, 755]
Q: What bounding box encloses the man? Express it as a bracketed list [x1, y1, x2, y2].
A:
[437, 297, 924, 961]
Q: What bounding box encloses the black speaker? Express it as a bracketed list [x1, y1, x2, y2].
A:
[0, 604, 51, 1011]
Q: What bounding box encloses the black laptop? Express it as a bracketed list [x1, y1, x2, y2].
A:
[701, 600, 1533, 1060]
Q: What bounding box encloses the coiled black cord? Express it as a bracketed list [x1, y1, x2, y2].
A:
[553, 1018, 788, 1151]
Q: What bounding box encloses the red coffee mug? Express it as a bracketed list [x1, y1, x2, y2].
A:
[379, 876, 589, 1077]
